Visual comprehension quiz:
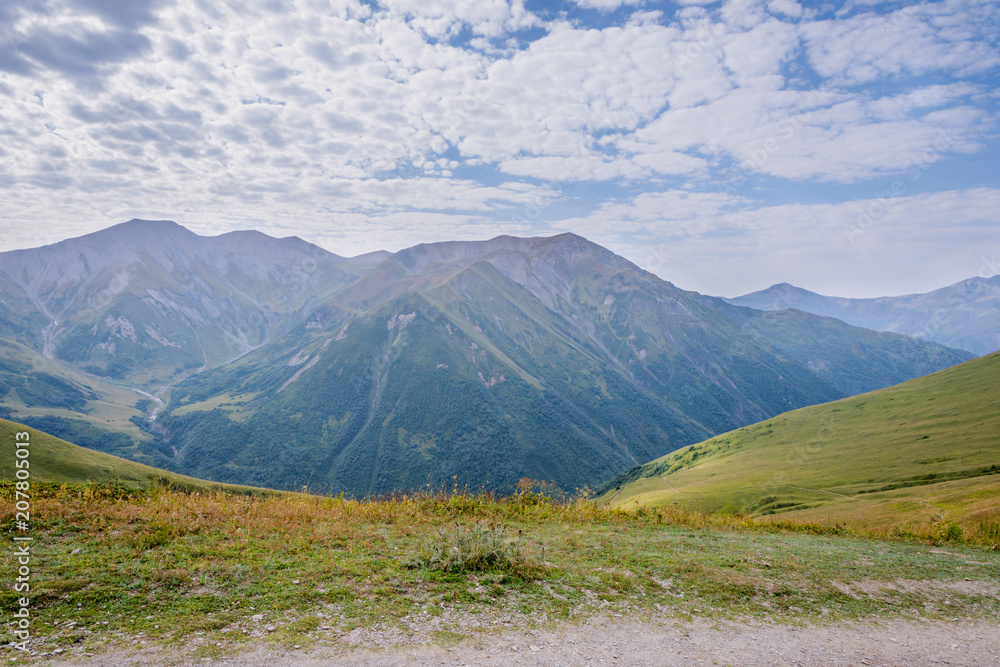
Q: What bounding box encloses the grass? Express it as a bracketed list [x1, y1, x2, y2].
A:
[406, 522, 536, 575]
[169, 392, 259, 422]
[1, 484, 998, 661]
[1, 350, 997, 661]
[0, 419, 272, 495]
[599, 351, 1000, 537]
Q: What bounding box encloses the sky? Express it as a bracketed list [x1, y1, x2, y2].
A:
[0, 0, 998, 298]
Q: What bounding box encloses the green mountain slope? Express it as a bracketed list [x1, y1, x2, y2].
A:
[0, 418, 265, 493]
[0, 337, 158, 447]
[717, 304, 971, 397]
[157, 268, 710, 494]
[598, 352, 1000, 533]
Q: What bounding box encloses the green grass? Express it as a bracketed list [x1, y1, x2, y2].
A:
[406, 522, 538, 575]
[599, 352, 1000, 537]
[1, 485, 999, 661]
[0, 418, 270, 494]
[169, 391, 259, 421]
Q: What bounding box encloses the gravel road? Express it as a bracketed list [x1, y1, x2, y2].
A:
[43, 616, 1000, 666]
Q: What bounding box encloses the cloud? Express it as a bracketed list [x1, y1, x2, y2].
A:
[767, 0, 803, 18]
[373, 0, 539, 38]
[802, 0, 1000, 84]
[0, 1, 157, 88]
[76, 0, 166, 29]
[566, 0, 645, 11]
[0, 0, 996, 298]
[552, 187, 1000, 297]
[448, 18, 684, 175]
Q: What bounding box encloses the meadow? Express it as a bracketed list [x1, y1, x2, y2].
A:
[599, 352, 1000, 537]
[2, 482, 998, 661]
[1, 354, 998, 662]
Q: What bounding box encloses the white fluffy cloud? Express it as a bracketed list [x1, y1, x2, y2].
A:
[566, 0, 646, 11]
[0, 0, 997, 296]
[803, 0, 1000, 84]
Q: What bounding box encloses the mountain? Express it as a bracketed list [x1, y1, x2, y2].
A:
[727, 277, 1000, 356]
[0, 222, 974, 495]
[0, 219, 380, 388]
[596, 352, 1000, 533]
[147, 232, 968, 494]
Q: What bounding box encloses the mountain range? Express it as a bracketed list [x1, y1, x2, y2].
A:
[728, 278, 1000, 357]
[0, 220, 975, 494]
[0, 220, 387, 385]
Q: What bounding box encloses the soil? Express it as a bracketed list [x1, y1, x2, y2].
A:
[41, 616, 1000, 666]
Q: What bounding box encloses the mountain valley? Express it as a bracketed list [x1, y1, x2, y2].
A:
[0, 221, 976, 494]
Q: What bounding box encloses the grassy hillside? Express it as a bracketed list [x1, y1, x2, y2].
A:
[2, 485, 997, 660]
[0, 418, 269, 494]
[599, 352, 1000, 537]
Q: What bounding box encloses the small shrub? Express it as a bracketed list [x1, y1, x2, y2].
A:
[134, 521, 187, 551]
[976, 523, 1000, 549]
[938, 521, 964, 543]
[407, 522, 536, 575]
[514, 478, 564, 505]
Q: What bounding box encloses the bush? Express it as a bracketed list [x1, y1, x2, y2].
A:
[938, 521, 964, 543]
[407, 522, 536, 575]
[975, 523, 999, 549]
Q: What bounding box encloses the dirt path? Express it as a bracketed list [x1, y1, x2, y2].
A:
[44, 616, 1000, 666]
[788, 485, 852, 499]
[661, 476, 681, 495]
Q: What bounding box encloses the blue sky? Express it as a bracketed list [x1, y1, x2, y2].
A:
[0, 0, 998, 297]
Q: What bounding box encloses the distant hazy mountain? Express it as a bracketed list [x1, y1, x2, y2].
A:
[0, 220, 382, 386]
[727, 278, 1000, 357]
[0, 222, 973, 494]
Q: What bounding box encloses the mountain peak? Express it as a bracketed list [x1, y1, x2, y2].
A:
[729, 282, 824, 309]
[547, 231, 588, 244]
[62, 218, 197, 248]
[104, 218, 194, 239]
[386, 232, 630, 278]
[729, 277, 1000, 356]
[766, 282, 817, 295]
[212, 229, 341, 259]
[537, 231, 603, 254]
[118, 218, 185, 229]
